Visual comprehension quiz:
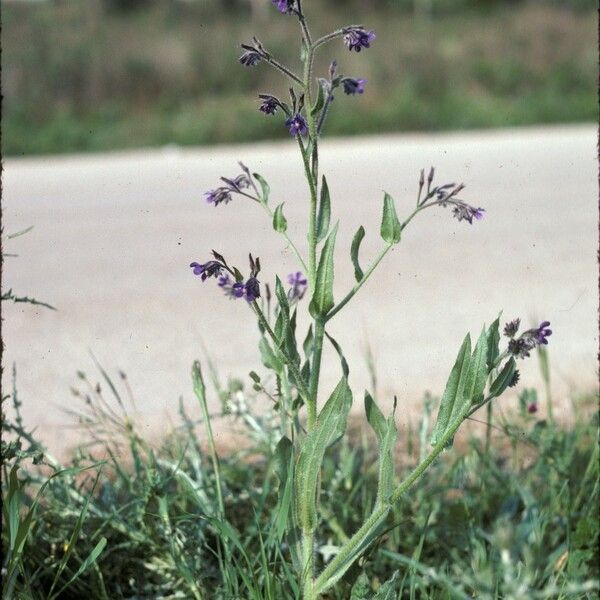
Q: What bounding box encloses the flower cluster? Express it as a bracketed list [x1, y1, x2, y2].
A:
[204, 163, 260, 207]
[218, 274, 261, 303]
[418, 170, 485, 225]
[505, 319, 552, 359]
[190, 252, 261, 303]
[342, 26, 376, 52]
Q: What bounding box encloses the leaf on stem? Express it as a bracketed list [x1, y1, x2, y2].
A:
[316, 175, 331, 243]
[273, 203, 288, 233]
[325, 331, 349, 378]
[295, 377, 352, 532]
[350, 226, 366, 282]
[430, 334, 472, 447]
[380, 192, 401, 245]
[365, 393, 397, 508]
[488, 357, 516, 399]
[309, 222, 339, 318]
[253, 172, 270, 205]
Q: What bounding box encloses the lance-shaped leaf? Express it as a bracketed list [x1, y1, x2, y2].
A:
[311, 78, 327, 116]
[273, 203, 288, 233]
[487, 316, 501, 371]
[488, 357, 516, 399]
[253, 172, 270, 205]
[430, 334, 472, 446]
[365, 393, 397, 508]
[259, 337, 284, 373]
[295, 378, 352, 532]
[351, 226, 365, 282]
[380, 192, 401, 245]
[325, 331, 349, 378]
[316, 176, 331, 243]
[461, 327, 489, 411]
[272, 436, 294, 541]
[309, 222, 339, 317]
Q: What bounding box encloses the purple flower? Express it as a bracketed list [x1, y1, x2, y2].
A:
[343, 27, 376, 52]
[503, 318, 520, 338]
[239, 50, 262, 67]
[244, 277, 261, 302]
[285, 113, 308, 137]
[259, 95, 281, 115]
[342, 77, 367, 95]
[508, 319, 552, 359]
[527, 402, 538, 414]
[232, 282, 246, 299]
[204, 187, 232, 207]
[452, 204, 485, 224]
[532, 321, 552, 345]
[272, 0, 295, 13]
[287, 271, 307, 301]
[190, 261, 223, 281]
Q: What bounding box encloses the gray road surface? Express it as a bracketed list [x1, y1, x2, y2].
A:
[2, 125, 598, 454]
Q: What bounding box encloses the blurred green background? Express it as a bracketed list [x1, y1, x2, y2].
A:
[2, 0, 596, 156]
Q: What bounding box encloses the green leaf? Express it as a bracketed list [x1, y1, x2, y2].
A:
[273, 203, 288, 233]
[325, 331, 349, 378]
[295, 378, 352, 532]
[259, 337, 284, 373]
[253, 172, 270, 204]
[309, 222, 338, 317]
[489, 357, 516, 398]
[351, 226, 366, 282]
[365, 393, 397, 508]
[311, 79, 327, 116]
[372, 571, 401, 599]
[380, 192, 401, 245]
[430, 334, 472, 446]
[350, 573, 371, 599]
[487, 316, 501, 371]
[316, 176, 331, 243]
[462, 327, 490, 409]
[272, 436, 294, 541]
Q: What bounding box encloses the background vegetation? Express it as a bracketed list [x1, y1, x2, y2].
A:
[2, 0, 597, 156]
[2, 363, 598, 598]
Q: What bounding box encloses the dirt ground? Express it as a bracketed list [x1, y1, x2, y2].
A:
[2, 124, 597, 456]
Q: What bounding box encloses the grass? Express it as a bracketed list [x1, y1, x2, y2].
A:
[2, 362, 598, 598]
[2, 1, 597, 156]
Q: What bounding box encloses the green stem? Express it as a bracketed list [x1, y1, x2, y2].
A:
[307, 319, 325, 424]
[251, 302, 312, 407]
[192, 362, 225, 519]
[314, 403, 470, 596]
[326, 244, 392, 322]
[260, 202, 308, 273]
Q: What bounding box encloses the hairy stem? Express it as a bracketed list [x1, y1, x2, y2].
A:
[314, 402, 471, 595]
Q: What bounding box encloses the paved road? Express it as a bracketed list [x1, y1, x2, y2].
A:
[2, 125, 598, 455]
